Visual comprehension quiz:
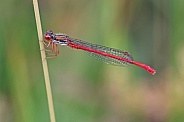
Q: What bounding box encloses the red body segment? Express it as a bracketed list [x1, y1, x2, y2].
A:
[67, 41, 156, 75]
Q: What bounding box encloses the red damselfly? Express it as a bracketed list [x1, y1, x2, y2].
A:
[43, 30, 156, 75]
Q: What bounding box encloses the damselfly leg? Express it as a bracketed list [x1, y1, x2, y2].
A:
[42, 40, 60, 58]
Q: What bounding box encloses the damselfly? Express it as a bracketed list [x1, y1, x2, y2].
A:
[43, 30, 156, 75]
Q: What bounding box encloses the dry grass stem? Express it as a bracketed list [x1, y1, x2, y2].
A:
[32, 0, 56, 122]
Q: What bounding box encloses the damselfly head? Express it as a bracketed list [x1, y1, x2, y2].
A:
[44, 30, 54, 41]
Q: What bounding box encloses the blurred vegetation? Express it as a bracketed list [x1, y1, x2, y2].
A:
[0, 0, 184, 122]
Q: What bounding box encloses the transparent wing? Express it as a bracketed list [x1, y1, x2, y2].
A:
[70, 39, 134, 66]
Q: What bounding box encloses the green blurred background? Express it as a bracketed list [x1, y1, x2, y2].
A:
[0, 0, 184, 122]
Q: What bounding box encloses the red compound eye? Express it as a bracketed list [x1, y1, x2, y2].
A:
[44, 34, 51, 41]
